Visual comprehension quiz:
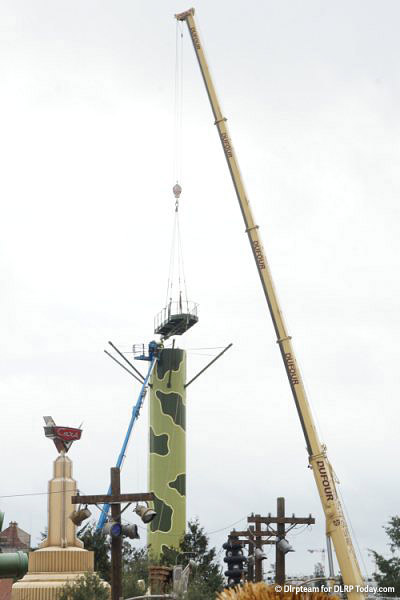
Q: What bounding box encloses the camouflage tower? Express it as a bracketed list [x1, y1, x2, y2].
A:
[148, 183, 198, 558]
[148, 347, 186, 558]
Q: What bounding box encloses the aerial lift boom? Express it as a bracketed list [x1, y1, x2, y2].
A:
[176, 9, 365, 598]
[97, 348, 157, 530]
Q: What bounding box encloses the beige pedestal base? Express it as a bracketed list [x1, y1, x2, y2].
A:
[11, 548, 110, 600]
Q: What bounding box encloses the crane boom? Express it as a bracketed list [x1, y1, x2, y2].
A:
[176, 8, 365, 598]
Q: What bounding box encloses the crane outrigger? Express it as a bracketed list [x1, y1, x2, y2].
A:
[175, 8, 365, 599]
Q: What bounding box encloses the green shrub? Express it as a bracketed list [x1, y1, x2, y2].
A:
[57, 572, 109, 600]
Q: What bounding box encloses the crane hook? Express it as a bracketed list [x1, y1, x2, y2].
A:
[173, 183, 182, 212]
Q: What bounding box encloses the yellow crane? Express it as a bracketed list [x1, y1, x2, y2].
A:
[175, 8, 365, 599]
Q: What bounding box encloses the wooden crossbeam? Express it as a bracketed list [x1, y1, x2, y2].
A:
[71, 493, 154, 505]
[247, 515, 315, 525]
[231, 530, 277, 538]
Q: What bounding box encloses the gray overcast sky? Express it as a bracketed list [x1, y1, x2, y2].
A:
[1, 0, 399, 578]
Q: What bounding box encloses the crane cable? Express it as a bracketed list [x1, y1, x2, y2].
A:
[173, 19, 184, 187]
[164, 195, 189, 311]
[158, 27, 189, 530]
[164, 21, 189, 312]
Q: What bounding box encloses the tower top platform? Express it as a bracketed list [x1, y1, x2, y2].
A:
[154, 300, 198, 340]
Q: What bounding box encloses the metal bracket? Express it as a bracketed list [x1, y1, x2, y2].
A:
[245, 225, 259, 233]
[276, 336, 292, 344]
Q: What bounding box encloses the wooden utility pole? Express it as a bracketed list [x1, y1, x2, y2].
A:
[72, 467, 154, 600]
[275, 497, 286, 586]
[229, 529, 275, 583]
[247, 525, 254, 583]
[111, 468, 122, 600]
[254, 527, 263, 583]
[248, 497, 315, 585]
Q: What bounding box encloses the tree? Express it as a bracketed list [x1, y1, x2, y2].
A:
[77, 521, 151, 598]
[57, 572, 109, 600]
[313, 561, 326, 590]
[167, 518, 224, 600]
[122, 546, 149, 598]
[77, 521, 142, 586]
[75, 518, 223, 599]
[77, 522, 111, 583]
[371, 516, 400, 596]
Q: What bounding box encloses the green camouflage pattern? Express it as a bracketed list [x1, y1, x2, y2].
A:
[148, 348, 186, 558]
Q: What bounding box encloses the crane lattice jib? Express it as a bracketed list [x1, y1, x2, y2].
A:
[175, 8, 365, 599]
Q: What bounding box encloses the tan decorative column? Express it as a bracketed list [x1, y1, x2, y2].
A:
[12, 452, 110, 599]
